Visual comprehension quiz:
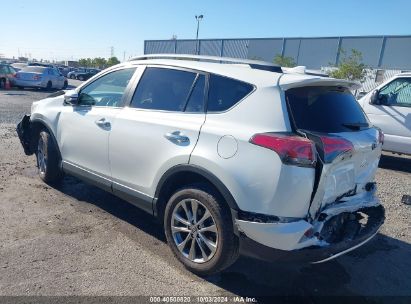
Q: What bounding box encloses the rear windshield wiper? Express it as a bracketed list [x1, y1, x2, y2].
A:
[342, 122, 369, 130]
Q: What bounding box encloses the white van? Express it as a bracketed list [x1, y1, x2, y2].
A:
[360, 73, 411, 155]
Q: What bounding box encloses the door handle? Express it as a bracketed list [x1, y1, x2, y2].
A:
[95, 118, 111, 128]
[164, 131, 189, 144]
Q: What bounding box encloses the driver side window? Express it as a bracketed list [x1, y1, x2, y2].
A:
[78, 68, 136, 107]
[379, 78, 411, 107]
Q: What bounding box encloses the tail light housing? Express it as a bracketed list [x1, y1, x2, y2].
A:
[250, 133, 316, 167]
[316, 136, 354, 163]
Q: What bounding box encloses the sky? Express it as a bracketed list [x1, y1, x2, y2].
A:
[1, 0, 410, 61]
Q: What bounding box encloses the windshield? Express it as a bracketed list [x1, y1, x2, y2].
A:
[286, 86, 369, 133]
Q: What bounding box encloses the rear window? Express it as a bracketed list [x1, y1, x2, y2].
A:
[207, 74, 253, 112]
[286, 86, 369, 133]
[21, 66, 47, 73]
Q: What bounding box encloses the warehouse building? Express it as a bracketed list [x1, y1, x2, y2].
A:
[144, 35, 411, 94]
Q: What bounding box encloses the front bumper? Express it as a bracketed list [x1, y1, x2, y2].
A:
[16, 115, 34, 155]
[237, 203, 385, 264]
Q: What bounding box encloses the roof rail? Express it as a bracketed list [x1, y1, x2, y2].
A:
[129, 54, 283, 73]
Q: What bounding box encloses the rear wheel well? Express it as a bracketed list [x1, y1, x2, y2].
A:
[155, 171, 231, 221]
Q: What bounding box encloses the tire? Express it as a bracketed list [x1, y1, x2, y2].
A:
[36, 130, 63, 184]
[62, 81, 68, 90]
[45, 81, 52, 91]
[78, 75, 84, 81]
[164, 185, 239, 276]
[0, 78, 5, 89]
[70, 74, 76, 79]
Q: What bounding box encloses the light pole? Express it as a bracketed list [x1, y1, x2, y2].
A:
[195, 15, 203, 55]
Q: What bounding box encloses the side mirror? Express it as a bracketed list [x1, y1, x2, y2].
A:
[64, 90, 79, 105]
[370, 89, 380, 105]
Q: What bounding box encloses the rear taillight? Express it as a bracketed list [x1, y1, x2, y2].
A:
[317, 136, 354, 163]
[377, 129, 384, 144]
[250, 133, 316, 167]
[33, 75, 42, 80]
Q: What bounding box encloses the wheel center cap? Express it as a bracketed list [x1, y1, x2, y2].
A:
[191, 225, 198, 233]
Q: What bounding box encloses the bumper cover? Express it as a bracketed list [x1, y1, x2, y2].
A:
[238, 204, 385, 263]
[16, 115, 33, 155]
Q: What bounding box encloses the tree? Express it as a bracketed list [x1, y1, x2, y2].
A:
[92, 57, 107, 69]
[329, 49, 367, 82]
[107, 56, 120, 67]
[273, 54, 296, 67]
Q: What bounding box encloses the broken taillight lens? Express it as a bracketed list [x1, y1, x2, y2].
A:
[318, 135, 354, 163]
[250, 133, 316, 167]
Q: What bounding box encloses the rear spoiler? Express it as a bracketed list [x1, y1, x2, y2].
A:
[279, 75, 361, 91]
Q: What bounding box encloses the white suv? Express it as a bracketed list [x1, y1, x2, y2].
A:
[17, 55, 385, 275]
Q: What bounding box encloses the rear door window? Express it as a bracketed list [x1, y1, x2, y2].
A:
[286, 86, 369, 133]
[207, 74, 253, 112]
[130, 67, 203, 112]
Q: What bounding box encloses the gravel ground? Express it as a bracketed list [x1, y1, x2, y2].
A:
[0, 84, 411, 302]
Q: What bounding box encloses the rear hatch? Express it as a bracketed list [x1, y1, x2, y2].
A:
[284, 84, 383, 219]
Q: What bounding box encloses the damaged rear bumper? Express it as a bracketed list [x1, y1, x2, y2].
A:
[16, 115, 34, 155]
[236, 198, 385, 264]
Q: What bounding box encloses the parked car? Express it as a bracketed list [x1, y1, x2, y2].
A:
[67, 68, 84, 79]
[360, 73, 411, 155]
[14, 66, 68, 90]
[17, 54, 385, 275]
[0, 64, 17, 87]
[74, 69, 101, 81]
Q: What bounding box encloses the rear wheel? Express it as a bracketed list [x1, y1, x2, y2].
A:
[78, 75, 84, 81]
[45, 81, 52, 91]
[70, 74, 76, 79]
[62, 80, 68, 89]
[36, 130, 63, 184]
[164, 185, 239, 276]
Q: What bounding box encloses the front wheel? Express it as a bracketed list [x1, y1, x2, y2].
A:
[36, 130, 63, 184]
[164, 186, 239, 276]
[62, 80, 68, 89]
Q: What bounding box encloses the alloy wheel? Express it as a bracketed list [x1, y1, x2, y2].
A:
[171, 199, 218, 263]
[37, 138, 47, 174]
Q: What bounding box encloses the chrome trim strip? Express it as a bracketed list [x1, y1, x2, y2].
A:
[311, 230, 379, 264]
[62, 160, 154, 215]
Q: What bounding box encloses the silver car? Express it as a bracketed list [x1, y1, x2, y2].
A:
[15, 66, 68, 90]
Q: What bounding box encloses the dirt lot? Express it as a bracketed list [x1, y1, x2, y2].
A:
[0, 85, 411, 302]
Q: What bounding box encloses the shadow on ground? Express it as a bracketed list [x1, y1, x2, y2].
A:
[52, 170, 411, 303]
[379, 154, 411, 174]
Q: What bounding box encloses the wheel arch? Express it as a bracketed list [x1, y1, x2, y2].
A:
[154, 164, 239, 218]
[30, 118, 62, 161]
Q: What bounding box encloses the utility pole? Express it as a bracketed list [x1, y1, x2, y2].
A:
[110, 46, 114, 58]
[195, 15, 204, 55]
[123, 51, 126, 62]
